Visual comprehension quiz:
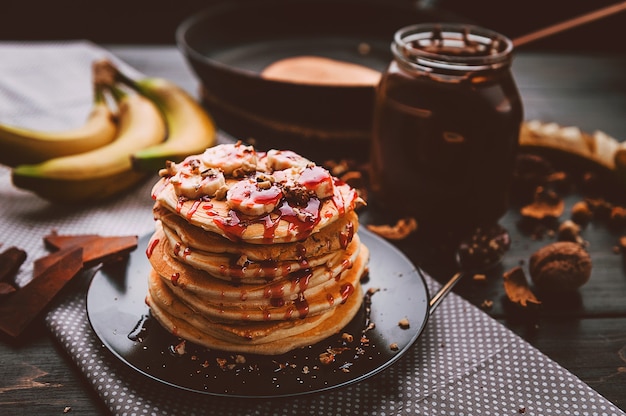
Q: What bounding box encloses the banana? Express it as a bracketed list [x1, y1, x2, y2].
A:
[519, 119, 626, 187]
[0, 85, 117, 167]
[11, 87, 166, 204]
[95, 60, 217, 173]
[226, 176, 283, 216]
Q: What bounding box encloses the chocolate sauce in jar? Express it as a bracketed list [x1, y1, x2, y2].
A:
[370, 24, 523, 233]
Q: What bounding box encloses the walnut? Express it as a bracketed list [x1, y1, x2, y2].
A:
[529, 241, 592, 292]
[282, 184, 311, 206]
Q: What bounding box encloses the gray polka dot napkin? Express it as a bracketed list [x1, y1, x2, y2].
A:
[2, 41, 624, 416]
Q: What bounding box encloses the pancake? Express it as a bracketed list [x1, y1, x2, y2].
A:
[261, 56, 381, 86]
[144, 143, 368, 355]
[159, 221, 347, 282]
[148, 225, 363, 303]
[154, 203, 358, 262]
[146, 283, 363, 354]
[149, 241, 368, 322]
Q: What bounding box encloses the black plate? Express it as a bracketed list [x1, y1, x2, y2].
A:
[86, 229, 430, 398]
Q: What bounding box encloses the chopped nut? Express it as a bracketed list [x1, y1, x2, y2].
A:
[318, 351, 335, 365]
[234, 354, 246, 364]
[557, 220, 585, 245]
[214, 185, 228, 200]
[366, 217, 417, 240]
[480, 299, 494, 309]
[398, 318, 410, 329]
[472, 274, 487, 282]
[63, 406, 72, 414]
[609, 205, 626, 229]
[390, 343, 399, 351]
[235, 254, 249, 267]
[216, 357, 228, 369]
[457, 224, 511, 271]
[367, 287, 380, 296]
[324, 159, 351, 177]
[173, 340, 186, 355]
[341, 332, 354, 342]
[585, 197, 613, 220]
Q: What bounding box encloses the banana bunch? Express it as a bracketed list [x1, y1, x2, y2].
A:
[0, 84, 117, 167]
[4, 60, 216, 204]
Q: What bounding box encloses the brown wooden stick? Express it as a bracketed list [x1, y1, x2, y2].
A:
[513, 1, 626, 47]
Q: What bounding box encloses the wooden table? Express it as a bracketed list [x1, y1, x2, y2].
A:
[1, 46, 625, 415]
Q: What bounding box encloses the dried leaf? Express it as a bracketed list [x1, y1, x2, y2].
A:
[367, 217, 417, 240]
[503, 266, 541, 307]
[520, 187, 564, 219]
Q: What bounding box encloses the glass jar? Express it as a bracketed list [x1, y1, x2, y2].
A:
[370, 23, 523, 234]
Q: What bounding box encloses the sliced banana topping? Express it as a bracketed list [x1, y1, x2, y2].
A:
[266, 149, 311, 171]
[162, 144, 339, 209]
[201, 142, 257, 176]
[297, 165, 335, 199]
[169, 158, 227, 199]
[226, 176, 283, 216]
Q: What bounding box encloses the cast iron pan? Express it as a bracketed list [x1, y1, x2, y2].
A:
[176, 0, 459, 161]
[86, 229, 459, 398]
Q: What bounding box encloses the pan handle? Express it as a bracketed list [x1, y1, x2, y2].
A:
[428, 271, 463, 315]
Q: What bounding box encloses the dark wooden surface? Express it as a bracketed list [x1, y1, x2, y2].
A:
[1, 46, 625, 415]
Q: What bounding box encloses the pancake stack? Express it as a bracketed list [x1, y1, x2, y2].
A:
[145, 143, 367, 355]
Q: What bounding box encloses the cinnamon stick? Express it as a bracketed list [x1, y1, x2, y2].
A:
[42, 233, 138, 270]
[0, 246, 83, 338]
